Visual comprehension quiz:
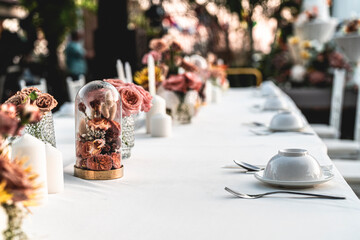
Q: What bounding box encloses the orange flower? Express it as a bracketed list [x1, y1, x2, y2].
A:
[0, 153, 38, 204]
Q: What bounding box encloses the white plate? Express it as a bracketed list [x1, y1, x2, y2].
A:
[268, 126, 305, 132]
[254, 170, 334, 188]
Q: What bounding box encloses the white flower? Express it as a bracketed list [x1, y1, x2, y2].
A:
[290, 65, 306, 83]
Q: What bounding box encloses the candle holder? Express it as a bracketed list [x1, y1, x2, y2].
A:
[24, 111, 56, 147]
[74, 81, 123, 180]
[121, 115, 135, 159]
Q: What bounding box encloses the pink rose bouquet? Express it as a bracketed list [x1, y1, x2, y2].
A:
[104, 79, 152, 117]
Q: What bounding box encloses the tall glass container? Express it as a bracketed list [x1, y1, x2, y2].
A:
[74, 81, 123, 180]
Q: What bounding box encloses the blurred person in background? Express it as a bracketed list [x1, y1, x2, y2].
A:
[64, 31, 87, 80]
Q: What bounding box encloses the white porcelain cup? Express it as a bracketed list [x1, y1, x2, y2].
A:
[269, 111, 304, 131]
[264, 149, 323, 181]
[263, 97, 288, 110]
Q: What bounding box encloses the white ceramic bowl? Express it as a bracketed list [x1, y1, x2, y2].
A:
[263, 97, 288, 111]
[263, 149, 323, 181]
[260, 82, 281, 97]
[269, 111, 304, 131]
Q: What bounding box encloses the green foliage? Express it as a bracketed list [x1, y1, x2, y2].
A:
[20, 0, 77, 50]
[75, 0, 98, 13]
[29, 91, 38, 101]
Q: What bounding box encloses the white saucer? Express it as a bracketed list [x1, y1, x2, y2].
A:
[254, 170, 334, 188]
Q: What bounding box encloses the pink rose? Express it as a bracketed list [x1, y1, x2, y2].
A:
[142, 51, 162, 64]
[104, 79, 125, 90]
[120, 85, 143, 117]
[163, 74, 187, 93]
[184, 72, 202, 92]
[105, 80, 152, 115]
[133, 85, 152, 112]
[0, 112, 19, 136]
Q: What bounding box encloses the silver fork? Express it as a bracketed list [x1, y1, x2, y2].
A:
[224, 187, 346, 200]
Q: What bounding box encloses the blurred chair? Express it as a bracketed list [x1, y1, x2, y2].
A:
[323, 80, 360, 159]
[66, 74, 85, 102]
[19, 78, 48, 93]
[226, 68, 262, 87]
[311, 69, 346, 139]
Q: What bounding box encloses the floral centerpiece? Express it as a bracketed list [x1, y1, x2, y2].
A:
[5, 87, 58, 147]
[270, 38, 350, 88]
[104, 79, 152, 159]
[138, 36, 205, 123]
[0, 100, 41, 240]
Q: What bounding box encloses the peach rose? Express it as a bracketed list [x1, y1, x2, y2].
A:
[119, 85, 143, 117]
[35, 93, 58, 112]
[5, 93, 29, 106]
[20, 87, 42, 96]
[88, 118, 111, 131]
[86, 154, 113, 171]
[133, 85, 152, 112]
[104, 79, 125, 89]
[149, 38, 168, 53]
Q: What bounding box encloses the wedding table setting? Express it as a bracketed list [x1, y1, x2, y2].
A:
[15, 83, 360, 240]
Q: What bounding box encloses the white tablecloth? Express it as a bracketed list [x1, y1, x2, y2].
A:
[23, 88, 360, 240]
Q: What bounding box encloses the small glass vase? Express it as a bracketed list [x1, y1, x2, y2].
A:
[24, 111, 56, 147]
[2, 203, 28, 240]
[174, 103, 192, 124]
[121, 115, 135, 159]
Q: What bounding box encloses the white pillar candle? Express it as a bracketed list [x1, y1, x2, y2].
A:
[212, 86, 222, 103]
[147, 55, 156, 96]
[150, 113, 172, 137]
[45, 144, 64, 194]
[146, 95, 166, 133]
[11, 134, 48, 204]
[205, 81, 213, 103]
[125, 62, 133, 83]
[116, 59, 125, 81]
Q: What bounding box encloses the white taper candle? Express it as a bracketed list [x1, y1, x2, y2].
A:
[116, 59, 125, 81]
[125, 62, 133, 83]
[147, 55, 156, 96]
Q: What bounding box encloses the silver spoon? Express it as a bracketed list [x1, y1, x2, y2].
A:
[233, 160, 263, 171]
[232, 160, 333, 172]
[224, 187, 346, 200]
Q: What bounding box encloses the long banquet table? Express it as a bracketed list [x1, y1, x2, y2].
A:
[23, 88, 360, 240]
